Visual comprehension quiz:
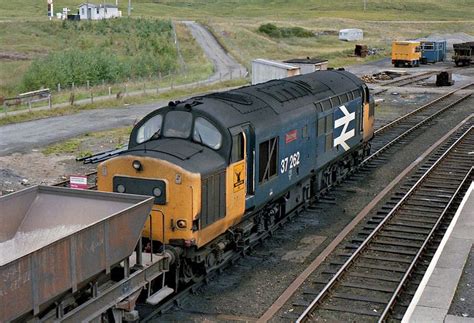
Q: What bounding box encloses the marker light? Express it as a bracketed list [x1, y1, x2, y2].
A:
[177, 220, 187, 229]
[117, 184, 125, 193]
[132, 160, 142, 171]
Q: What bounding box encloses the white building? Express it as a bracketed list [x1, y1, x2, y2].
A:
[251, 59, 301, 85]
[78, 3, 121, 20]
[339, 28, 364, 41]
[283, 58, 328, 74]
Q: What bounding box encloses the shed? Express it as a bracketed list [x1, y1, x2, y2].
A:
[251, 59, 300, 85]
[78, 3, 121, 20]
[339, 28, 363, 41]
[283, 58, 328, 74]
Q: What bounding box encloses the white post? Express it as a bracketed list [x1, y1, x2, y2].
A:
[108, 86, 112, 98]
[48, 95, 52, 109]
[57, 83, 61, 92]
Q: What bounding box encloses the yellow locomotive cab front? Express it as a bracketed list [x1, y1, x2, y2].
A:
[97, 155, 201, 245]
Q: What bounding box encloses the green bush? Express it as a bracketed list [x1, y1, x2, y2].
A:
[21, 18, 178, 91]
[258, 23, 313, 38]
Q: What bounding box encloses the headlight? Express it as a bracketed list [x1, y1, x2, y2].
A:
[116, 184, 125, 193]
[132, 160, 142, 171]
[153, 187, 162, 197]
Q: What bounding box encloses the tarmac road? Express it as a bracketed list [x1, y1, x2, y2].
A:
[0, 22, 246, 156]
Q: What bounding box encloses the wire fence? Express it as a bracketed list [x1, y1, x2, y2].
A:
[1, 68, 247, 117]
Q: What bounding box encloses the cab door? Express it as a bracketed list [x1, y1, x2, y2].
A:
[229, 124, 255, 211]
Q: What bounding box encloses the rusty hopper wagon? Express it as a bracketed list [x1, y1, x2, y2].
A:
[0, 186, 169, 322]
[453, 41, 474, 66]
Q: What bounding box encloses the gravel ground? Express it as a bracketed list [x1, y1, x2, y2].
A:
[449, 246, 474, 318]
[154, 94, 474, 322]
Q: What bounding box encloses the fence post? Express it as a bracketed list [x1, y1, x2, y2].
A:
[48, 94, 52, 109]
[87, 80, 90, 90]
[28, 99, 32, 112]
[156, 85, 159, 94]
[108, 87, 112, 98]
[125, 84, 128, 97]
[3, 103, 7, 116]
[90, 91, 93, 104]
[57, 83, 61, 92]
[143, 82, 146, 94]
[72, 82, 75, 90]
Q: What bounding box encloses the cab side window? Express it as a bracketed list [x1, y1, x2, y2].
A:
[231, 133, 244, 162]
[259, 137, 278, 183]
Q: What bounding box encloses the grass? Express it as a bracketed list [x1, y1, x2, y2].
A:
[0, 78, 248, 126]
[42, 126, 132, 157]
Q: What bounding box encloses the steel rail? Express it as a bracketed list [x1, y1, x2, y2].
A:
[381, 71, 436, 87]
[296, 126, 473, 323]
[378, 166, 473, 322]
[362, 90, 472, 165]
[374, 82, 473, 136]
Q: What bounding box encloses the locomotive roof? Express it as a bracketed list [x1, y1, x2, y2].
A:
[187, 70, 365, 134]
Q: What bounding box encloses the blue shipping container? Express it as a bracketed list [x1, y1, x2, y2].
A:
[421, 40, 447, 64]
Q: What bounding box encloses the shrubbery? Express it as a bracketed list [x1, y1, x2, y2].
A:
[258, 23, 313, 38]
[21, 18, 178, 91]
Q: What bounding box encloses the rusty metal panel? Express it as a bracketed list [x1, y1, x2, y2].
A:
[0, 186, 154, 322]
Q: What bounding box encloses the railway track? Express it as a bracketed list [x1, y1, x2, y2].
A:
[296, 125, 474, 322]
[381, 70, 437, 88]
[370, 84, 472, 154]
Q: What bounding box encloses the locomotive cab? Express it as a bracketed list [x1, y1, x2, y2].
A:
[97, 103, 247, 248]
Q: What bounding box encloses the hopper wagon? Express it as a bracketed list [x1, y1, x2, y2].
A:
[0, 186, 170, 322]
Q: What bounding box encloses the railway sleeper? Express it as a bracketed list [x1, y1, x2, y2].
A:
[373, 239, 423, 249]
[355, 263, 408, 273]
[378, 232, 426, 241]
[369, 246, 418, 256]
[383, 226, 430, 235]
[396, 216, 438, 224]
[362, 254, 413, 264]
[333, 292, 391, 305]
[390, 221, 435, 229]
[319, 304, 381, 317]
[340, 281, 396, 293]
[347, 272, 401, 283]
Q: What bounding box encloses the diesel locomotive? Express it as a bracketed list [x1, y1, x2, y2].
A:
[97, 70, 374, 286]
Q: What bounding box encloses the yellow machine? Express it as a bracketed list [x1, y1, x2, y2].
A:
[392, 41, 421, 67]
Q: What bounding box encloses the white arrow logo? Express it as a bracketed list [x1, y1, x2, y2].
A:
[334, 105, 355, 151]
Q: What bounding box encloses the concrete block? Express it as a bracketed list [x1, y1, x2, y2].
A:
[436, 238, 471, 269]
[417, 285, 455, 310]
[426, 267, 463, 288]
[409, 306, 446, 323]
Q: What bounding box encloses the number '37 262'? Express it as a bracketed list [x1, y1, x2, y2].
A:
[280, 152, 300, 174]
